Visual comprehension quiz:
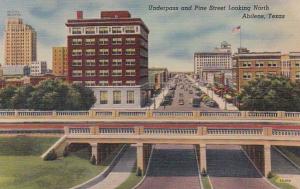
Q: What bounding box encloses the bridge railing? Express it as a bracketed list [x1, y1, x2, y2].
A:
[0, 110, 299, 120]
[65, 126, 300, 137]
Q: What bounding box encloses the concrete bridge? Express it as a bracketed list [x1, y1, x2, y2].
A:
[1, 110, 300, 177]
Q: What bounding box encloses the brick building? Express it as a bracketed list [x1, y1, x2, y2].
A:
[65, 11, 149, 109]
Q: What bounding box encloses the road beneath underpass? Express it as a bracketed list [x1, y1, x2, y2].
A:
[137, 144, 201, 189]
[207, 145, 276, 189]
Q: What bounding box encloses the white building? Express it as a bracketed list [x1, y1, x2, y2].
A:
[2, 65, 29, 76]
[194, 41, 232, 83]
[30, 61, 47, 76]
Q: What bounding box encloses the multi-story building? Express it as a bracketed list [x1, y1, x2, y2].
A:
[284, 52, 300, 81]
[52, 47, 68, 76]
[66, 11, 149, 108]
[148, 68, 168, 92]
[194, 41, 232, 84]
[30, 61, 47, 76]
[4, 15, 37, 66]
[232, 50, 282, 91]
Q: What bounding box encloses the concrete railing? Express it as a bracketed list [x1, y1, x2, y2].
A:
[1, 110, 300, 121]
[66, 126, 300, 137]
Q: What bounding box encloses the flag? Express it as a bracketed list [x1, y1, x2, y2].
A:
[232, 26, 241, 33]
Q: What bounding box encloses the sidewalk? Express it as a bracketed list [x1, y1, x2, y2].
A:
[87, 146, 136, 189]
[187, 75, 238, 111]
[148, 87, 169, 110]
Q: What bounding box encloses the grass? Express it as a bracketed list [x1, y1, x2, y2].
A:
[201, 175, 212, 189]
[269, 175, 296, 189]
[115, 164, 142, 189]
[0, 136, 106, 189]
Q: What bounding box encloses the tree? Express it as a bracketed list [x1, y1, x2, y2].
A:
[0, 86, 16, 109]
[238, 75, 299, 111]
[72, 84, 96, 110]
[11, 85, 34, 109]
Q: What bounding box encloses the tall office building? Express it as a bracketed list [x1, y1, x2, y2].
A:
[4, 15, 37, 66]
[66, 11, 149, 108]
[194, 41, 232, 84]
[52, 47, 68, 76]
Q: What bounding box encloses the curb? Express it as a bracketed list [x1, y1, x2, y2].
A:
[71, 144, 128, 189]
[193, 145, 206, 189]
[132, 144, 155, 189]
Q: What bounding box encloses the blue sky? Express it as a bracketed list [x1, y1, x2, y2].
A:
[0, 0, 299, 71]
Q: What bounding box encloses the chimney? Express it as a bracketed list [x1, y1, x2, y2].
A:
[76, 11, 83, 19]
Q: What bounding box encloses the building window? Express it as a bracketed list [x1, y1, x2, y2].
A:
[85, 38, 95, 45]
[268, 72, 276, 76]
[99, 27, 109, 34]
[125, 48, 136, 55]
[125, 69, 136, 76]
[112, 27, 122, 34]
[296, 72, 300, 79]
[85, 81, 96, 86]
[72, 60, 82, 66]
[112, 59, 122, 66]
[99, 59, 109, 66]
[113, 91, 121, 104]
[112, 48, 122, 55]
[112, 38, 122, 45]
[125, 59, 136, 66]
[85, 59, 96, 66]
[72, 49, 82, 56]
[268, 62, 277, 67]
[99, 49, 109, 55]
[99, 81, 109, 86]
[127, 91, 135, 104]
[112, 70, 122, 76]
[255, 72, 264, 78]
[99, 70, 109, 76]
[85, 27, 95, 34]
[255, 62, 264, 67]
[85, 70, 96, 77]
[112, 81, 122, 86]
[72, 38, 82, 45]
[125, 80, 136, 86]
[100, 91, 108, 104]
[99, 38, 109, 45]
[124, 26, 135, 34]
[125, 38, 135, 45]
[86, 49, 95, 56]
[72, 27, 81, 34]
[243, 72, 251, 80]
[242, 62, 251, 67]
[72, 70, 82, 77]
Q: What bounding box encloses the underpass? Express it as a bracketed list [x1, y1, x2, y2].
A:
[137, 144, 201, 189]
[207, 145, 276, 189]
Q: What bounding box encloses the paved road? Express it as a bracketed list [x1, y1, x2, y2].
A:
[87, 146, 136, 189]
[157, 79, 220, 111]
[272, 147, 300, 188]
[207, 145, 276, 189]
[137, 144, 201, 189]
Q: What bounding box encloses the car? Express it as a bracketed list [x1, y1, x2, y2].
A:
[178, 99, 184, 105]
[189, 90, 193, 94]
[205, 100, 218, 108]
[179, 93, 184, 97]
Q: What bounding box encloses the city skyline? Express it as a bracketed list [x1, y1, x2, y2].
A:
[0, 0, 300, 71]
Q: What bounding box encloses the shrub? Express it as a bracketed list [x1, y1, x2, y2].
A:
[43, 150, 57, 161]
[90, 155, 96, 165]
[136, 167, 142, 176]
[201, 168, 207, 177]
[267, 171, 274, 179]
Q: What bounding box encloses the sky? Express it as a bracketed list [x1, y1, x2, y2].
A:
[0, 0, 299, 71]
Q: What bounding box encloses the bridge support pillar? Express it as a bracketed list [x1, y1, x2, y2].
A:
[136, 143, 144, 175]
[264, 144, 271, 176]
[91, 143, 99, 165]
[199, 144, 207, 173]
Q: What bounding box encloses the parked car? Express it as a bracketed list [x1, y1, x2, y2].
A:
[178, 99, 184, 105]
[205, 100, 218, 108]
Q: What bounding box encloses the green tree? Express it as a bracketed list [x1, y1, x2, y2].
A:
[11, 85, 34, 109]
[0, 86, 17, 109]
[238, 75, 298, 111]
[72, 84, 96, 110]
